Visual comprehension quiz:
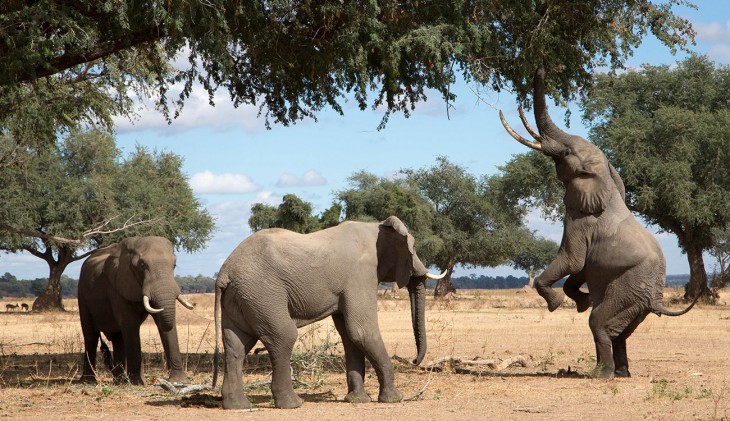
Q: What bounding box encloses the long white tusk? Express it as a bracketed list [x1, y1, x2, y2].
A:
[518, 106, 542, 141]
[177, 296, 195, 310]
[425, 270, 448, 280]
[499, 110, 543, 151]
[143, 295, 164, 314]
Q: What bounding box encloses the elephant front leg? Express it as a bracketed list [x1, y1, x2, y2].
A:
[332, 314, 370, 403]
[122, 328, 145, 385]
[563, 272, 591, 313]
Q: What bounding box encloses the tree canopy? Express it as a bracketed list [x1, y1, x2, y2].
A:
[0, 0, 696, 149]
[338, 158, 527, 297]
[581, 55, 730, 299]
[0, 129, 214, 310]
[249, 194, 342, 234]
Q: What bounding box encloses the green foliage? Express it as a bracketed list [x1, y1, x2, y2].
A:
[581, 55, 730, 298]
[0, 129, 213, 310]
[508, 230, 560, 283]
[0, 0, 696, 148]
[248, 195, 342, 234]
[491, 151, 564, 221]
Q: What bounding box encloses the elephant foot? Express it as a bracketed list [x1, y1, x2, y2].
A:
[344, 390, 371, 404]
[536, 285, 565, 312]
[274, 392, 304, 409]
[614, 367, 631, 378]
[167, 369, 188, 384]
[592, 365, 615, 380]
[127, 374, 146, 386]
[378, 387, 403, 403]
[574, 293, 591, 313]
[223, 393, 252, 410]
[79, 374, 97, 384]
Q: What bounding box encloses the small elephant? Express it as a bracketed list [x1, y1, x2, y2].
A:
[212, 216, 444, 409]
[78, 236, 194, 385]
[499, 67, 698, 379]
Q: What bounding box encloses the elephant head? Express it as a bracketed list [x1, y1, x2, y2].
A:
[499, 67, 625, 214]
[377, 216, 445, 365]
[107, 236, 194, 331]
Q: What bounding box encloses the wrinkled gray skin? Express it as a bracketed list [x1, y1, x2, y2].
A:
[499, 68, 698, 379]
[78, 236, 193, 385]
[213, 216, 440, 409]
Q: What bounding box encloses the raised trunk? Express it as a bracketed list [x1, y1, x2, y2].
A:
[684, 242, 708, 301]
[407, 280, 427, 365]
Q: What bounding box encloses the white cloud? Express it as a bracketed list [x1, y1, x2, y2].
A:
[276, 170, 327, 188]
[189, 171, 261, 194]
[695, 20, 730, 42]
[113, 83, 264, 135]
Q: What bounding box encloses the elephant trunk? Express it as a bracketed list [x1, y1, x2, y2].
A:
[407, 279, 427, 365]
[143, 276, 181, 333]
[532, 67, 577, 154]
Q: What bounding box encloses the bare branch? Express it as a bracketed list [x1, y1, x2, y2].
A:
[82, 215, 163, 237]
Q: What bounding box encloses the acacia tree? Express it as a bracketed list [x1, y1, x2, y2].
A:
[248, 194, 341, 233]
[0, 1, 695, 148]
[0, 130, 214, 311]
[581, 56, 730, 300]
[508, 229, 560, 287]
[339, 160, 526, 298]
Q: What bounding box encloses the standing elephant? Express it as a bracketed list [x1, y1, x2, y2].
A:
[499, 67, 698, 379]
[78, 236, 195, 385]
[212, 216, 445, 409]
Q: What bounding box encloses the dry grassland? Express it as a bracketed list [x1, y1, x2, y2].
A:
[1, 288, 729, 420]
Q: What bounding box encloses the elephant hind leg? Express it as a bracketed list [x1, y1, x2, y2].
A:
[332, 313, 370, 404]
[612, 311, 649, 378]
[105, 332, 127, 383]
[221, 320, 258, 410]
[259, 320, 303, 409]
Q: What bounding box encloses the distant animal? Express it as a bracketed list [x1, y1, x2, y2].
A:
[20, 303, 29, 311]
[213, 216, 445, 409]
[78, 236, 195, 385]
[499, 67, 699, 379]
[5, 303, 19, 312]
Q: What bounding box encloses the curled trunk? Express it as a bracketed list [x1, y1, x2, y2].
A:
[408, 280, 427, 365]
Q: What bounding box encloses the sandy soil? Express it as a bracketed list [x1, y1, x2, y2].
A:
[1, 289, 729, 420]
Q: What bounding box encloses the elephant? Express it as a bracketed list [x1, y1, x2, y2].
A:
[78, 236, 195, 385]
[498, 67, 699, 379]
[212, 216, 445, 409]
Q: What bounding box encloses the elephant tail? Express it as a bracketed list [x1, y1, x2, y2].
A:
[651, 292, 701, 317]
[212, 281, 223, 388]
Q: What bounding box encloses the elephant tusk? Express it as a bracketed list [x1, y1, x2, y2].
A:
[425, 270, 448, 280]
[499, 110, 543, 151]
[518, 106, 542, 141]
[143, 295, 164, 314]
[177, 296, 195, 310]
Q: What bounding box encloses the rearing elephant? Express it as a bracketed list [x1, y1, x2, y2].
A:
[499, 67, 699, 379]
[78, 236, 195, 385]
[212, 216, 445, 409]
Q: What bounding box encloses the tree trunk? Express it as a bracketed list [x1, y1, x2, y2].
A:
[528, 272, 536, 288]
[684, 242, 708, 302]
[433, 266, 456, 299]
[32, 264, 66, 311]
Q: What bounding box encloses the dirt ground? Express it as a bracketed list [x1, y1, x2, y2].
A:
[1, 288, 729, 420]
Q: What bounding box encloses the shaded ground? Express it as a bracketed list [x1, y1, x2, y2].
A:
[1, 289, 729, 420]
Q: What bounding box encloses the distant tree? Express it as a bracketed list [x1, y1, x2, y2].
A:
[508, 230, 560, 287]
[403, 157, 527, 297]
[709, 226, 730, 292]
[0, 129, 214, 311]
[581, 56, 730, 300]
[248, 194, 342, 234]
[0, 272, 16, 283]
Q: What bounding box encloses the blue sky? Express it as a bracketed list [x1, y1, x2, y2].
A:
[5, 1, 730, 280]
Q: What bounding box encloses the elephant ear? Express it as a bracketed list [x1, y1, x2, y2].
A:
[564, 153, 613, 214]
[380, 216, 415, 288]
[111, 238, 143, 302]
